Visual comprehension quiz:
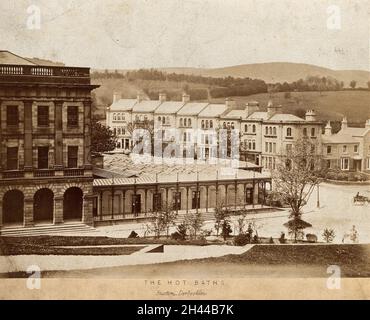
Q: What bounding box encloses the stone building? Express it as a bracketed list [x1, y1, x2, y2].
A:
[322, 118, 370, 172]
[0, 51, 98, 231]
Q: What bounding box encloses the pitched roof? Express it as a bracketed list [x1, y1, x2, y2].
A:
[322, 126, 370, 144]
[247, 111, 269, 120]
[268, 114, 305, 122]
[109, 99, 138, 111]
[0, 50, 65, 66]
[154, 101, 185, 114]
[132, 100, 162, 113]
[0, 50, 36, 65]
[222, 109, 245, 119]
[177, 102, 209, 116]
[198, 104, 228, 118]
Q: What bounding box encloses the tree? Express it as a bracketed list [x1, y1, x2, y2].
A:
[322, 228, 336, 243]
[271, 138, 325, 242]
[350, 80, 357, 89]
[185, 211, 203, 239]
[160, 202, 178, 238]
[213, 203, 229, 236]
[91, 118, 117, 154]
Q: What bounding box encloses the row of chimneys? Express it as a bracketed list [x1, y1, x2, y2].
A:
[112, 92, 317, 121]
[325, 117, 370, 136]
[113, 92, 190, 104]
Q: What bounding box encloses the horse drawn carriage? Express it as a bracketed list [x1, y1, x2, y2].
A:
[353, 192, 370, 205]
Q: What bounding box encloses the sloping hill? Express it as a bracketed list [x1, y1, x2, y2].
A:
[160, 62, 370, 87]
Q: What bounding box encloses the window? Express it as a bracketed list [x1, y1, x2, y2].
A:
[113, 113, 117, 121]
[265, 142, 268, 152]
[117, 114, 121, 120]
[265, 127, 268, 135]
[201, 120, 205, 129]
[37, 146, 49, 169]
[179, 118, 183, 127]
[67, 146, 78, 168]
[6, 147, 18, 170]
[273, 127, 277, 136]
[327, 145, 332, 154]
[303, 128, 307, 136]
[273, 143, 276, 153]
[354, 145, 358, 153]
[252, 124, 256, 133]
[367, 158, 370, 169]
[286, 144, 292, 153]
[244, 124, 248, 132]
[67, 106, 78, 127]
[188, 118, 192, 127]
[341, 158, 349, 170]
[252, 141, 256, 150]
[6, 105, 19, 126]
[153, 193, 162, 211]
[286, 127, 292, 137]
[343, 145, 347, 153]
[269, 127, 272, 135]
[37, 105, 49, 126]
[206, 120, 209, 129]
[311, 128, 315, 137]
[210, 120, 213, 128]
[158, 116, 162, 122]
[184, 118, 187, 127]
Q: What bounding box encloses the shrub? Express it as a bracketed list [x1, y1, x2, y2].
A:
[322, 228, 336, 243]
[128, 231, 139, 238]
[233, 233, 251, 246]
[252, 235, 259, 244]
[171, 223, 187, 241]
[279, 232, 286, 244]
[221, 220, 233, 240]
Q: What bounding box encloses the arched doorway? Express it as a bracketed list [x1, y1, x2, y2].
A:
[34, 189, 54, 223]
[3, 190, 24, 225]
[63, 187, 83, 221]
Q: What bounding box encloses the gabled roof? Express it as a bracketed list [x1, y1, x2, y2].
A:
[154, 101, 185, 114]
[132, 100, 162, 113]
[109, 99, 138, 111]
[177, 102, 209, 116]
[198, 104, 228, 118]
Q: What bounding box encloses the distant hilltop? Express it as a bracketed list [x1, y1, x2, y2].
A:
[157, 62, 370, 87]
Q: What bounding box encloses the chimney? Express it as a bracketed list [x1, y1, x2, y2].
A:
[113, 92, 121, 103]
[267, 100, 282, 118]
[137, 92, 144, 103]
[341, 117, 348, 130]
[305, 109, 317, 121]
[225, 98, 236, 109]
[366, 119, 370, 128]
[245, 101, 259, 116]
[324, 121, 332, 136]
[182, 93, 190, 103]
[159, 92, 167, 103]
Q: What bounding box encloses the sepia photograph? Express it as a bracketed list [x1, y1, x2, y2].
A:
[0, 0, 369, 301]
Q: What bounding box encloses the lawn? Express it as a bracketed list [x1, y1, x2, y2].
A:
[0, 235, 208, 256]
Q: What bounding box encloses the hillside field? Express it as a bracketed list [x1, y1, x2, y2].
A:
[92, 76, 369, 123]
[209, 90, 370, 123]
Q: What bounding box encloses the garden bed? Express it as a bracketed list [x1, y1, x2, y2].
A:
[0, 235, 210, 256]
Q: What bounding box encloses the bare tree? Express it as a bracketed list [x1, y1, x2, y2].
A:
[271, 138, 325, 242]
[185, 211, 204, 239]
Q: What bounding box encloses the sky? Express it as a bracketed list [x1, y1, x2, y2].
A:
[0, 0, 369, 70]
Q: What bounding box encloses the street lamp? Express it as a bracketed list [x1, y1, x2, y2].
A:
[316, 182, 320, 209]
